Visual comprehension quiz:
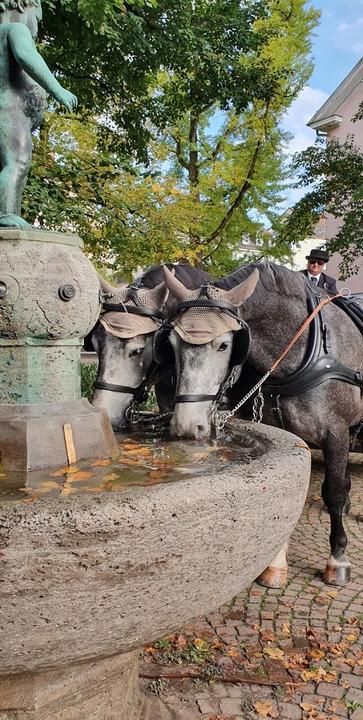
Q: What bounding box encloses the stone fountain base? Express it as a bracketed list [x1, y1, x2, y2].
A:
[0, 399, 118, 471]
[0, 421, 311, 719]
[0, 228, 117, 472]
[0, 651, 173, 720]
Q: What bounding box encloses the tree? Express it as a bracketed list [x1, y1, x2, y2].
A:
[277, 136, 363, 278]
[26, 0, 319, 276]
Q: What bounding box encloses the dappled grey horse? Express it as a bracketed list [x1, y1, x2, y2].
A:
[158, 262, 363, 587]
[90, 264, 210, 429]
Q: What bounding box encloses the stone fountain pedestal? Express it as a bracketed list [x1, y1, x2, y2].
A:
[0, 228, 117, 471]
[0, 421, 311, 719]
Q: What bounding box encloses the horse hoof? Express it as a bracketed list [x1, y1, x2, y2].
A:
[323, 564, 351, 586]
[256, 567, 288, 589]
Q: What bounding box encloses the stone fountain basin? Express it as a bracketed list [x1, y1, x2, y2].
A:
[0, 421, 310, 677]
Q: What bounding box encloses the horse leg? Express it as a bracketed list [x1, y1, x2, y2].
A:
[256, 542, 288, 589]
[343, 465, 351, 515]
[321, 429, 351, 586]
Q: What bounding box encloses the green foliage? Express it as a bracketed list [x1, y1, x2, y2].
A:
[81, 362, 98, 400]
[27, 0, 319, 275]
[277, 136, 363, 278]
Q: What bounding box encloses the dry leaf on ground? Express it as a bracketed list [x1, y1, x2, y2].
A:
[254, 701, 279, 717]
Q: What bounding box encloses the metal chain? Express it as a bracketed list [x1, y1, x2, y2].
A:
[212, 368, 272, 437]
[252, 386, 264, 423]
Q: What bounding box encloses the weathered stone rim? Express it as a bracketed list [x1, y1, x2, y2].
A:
[0, 420, 311, 675]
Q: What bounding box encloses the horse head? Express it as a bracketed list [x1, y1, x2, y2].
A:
[92, 279, 168, 430]
[158, 265, 259, 439]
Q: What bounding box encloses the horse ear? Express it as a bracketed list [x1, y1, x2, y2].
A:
[163, 264, 189, 302]
[224, 268, 259, 307]
[147, 281, 169, 309]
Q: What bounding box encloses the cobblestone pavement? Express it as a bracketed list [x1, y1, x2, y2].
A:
[141, 459, 363, 720]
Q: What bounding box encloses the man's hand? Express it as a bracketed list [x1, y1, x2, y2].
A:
[56, 88, 78, 112]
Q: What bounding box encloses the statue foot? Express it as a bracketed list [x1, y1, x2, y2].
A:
[0, 214, 32, 229]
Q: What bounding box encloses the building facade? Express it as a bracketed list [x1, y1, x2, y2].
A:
[307, 57, 363, 291]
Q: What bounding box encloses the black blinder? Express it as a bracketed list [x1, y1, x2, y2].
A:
[226, 323, 251, 387]
[153, 326, 175, 369]
[83, 321, 100, 352]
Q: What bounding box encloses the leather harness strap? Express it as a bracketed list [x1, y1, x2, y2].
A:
[168, 285, 249, 405]
[263, 287, 363, 399]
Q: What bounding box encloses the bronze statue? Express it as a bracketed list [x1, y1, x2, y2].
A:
[0, 0, 77, 228]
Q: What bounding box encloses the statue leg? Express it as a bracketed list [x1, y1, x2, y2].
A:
[0, 112, 33, 227]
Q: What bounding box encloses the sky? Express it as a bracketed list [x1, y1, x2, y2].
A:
[281, 0, 363, 207]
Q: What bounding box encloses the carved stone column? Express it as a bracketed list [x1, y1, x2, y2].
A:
[0, 228, 118, 471]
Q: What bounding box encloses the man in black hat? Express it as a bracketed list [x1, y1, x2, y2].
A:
[301, 249, 338, 293]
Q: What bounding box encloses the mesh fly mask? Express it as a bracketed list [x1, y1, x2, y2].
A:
[154, 285, 251, 404]
[94, 285, 164, 401]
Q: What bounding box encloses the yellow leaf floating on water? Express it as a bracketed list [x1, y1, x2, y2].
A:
[60, 486, 77, 496]
[50, 465, 80, 477]
[38, 481, 60, 491]
[263, 646, 284, 660]
[102, 473, 119, 481]
[91, 459, 112, 467]
[254, 701, 279, 717]
[67, 471, 94, 481]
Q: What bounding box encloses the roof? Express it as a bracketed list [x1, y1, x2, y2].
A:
[307, 57, 363, 132]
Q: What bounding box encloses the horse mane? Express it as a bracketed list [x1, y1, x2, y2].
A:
[215, 261, 307, 303]
[134, 263, 211, 290]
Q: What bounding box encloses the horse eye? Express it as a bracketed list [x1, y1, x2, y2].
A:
[218, 342, 229, 352]
[130, 347, 143, 357]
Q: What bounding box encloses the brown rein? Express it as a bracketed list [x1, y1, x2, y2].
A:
[270, 292, 344, 373]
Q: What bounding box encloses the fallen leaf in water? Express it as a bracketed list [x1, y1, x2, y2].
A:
[147, 470, 169, 483]
[67, 471, 94, 481]
[59, 486, 77, 496]
[254, 701, 279, 717]
[90, 459, 112, 467]
[50, 465, 80, 477]
[121, 442, 142, 451]
[263, 646, 284, 660]
[121, 447, 152, 457]
[38, 481, 61, 491]
[102, 473, 119, 481]
[191, 451, 210, 461]
[118, 457, 143, 466]
[82, 486, 104, 493]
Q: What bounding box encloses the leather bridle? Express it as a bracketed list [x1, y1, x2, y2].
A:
[159, 285, 250, 404]
[93, 285, 163, 400]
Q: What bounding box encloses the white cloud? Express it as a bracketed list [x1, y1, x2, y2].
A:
[281, 85, 329, 155]
[334, 16, 363, 52]
[279, 86, 329, 209]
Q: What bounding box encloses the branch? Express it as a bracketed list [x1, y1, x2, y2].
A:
[206, 138, 262, 246]
[139, 663, 301, 687]
[171, 135, 189, 170]
[51, 65, 114, 96]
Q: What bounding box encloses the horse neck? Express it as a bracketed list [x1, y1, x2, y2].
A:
[244, 288, 310, 375]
